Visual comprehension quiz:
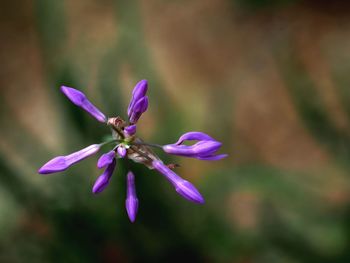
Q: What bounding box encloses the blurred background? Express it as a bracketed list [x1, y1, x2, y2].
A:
[1, 0, 350, 262]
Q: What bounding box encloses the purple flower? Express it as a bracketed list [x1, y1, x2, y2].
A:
[163, 131, 227, 160]
[61, 86, 107, 123]
[38, 144, 101, 174]
[125, 171, 139, 222]
[39, 80, 226, 222]
[92, 158, 116, 194]
[152, 160, 204, 204]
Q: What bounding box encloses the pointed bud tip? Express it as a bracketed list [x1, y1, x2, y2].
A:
[92, 159, 116, 194]
[126, 197, 139, 223]
[175, 180, 205, 204]
[38, 156, 67, 174]
[60, 86, 85, 105]
[92, 176, 107, 194]
[60, 86, 107, 123]
[133, 80, 148, 95]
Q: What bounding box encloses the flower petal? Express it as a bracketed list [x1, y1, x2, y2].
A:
[125, 171, 139, 222]
[196, 154, 228, 161]
[174, 131, 215, 145]
[127, 80, 148, 116]
[92, 158, 116, 194]
[129, 96, 148, 124]
[163, 140, 222, 158]
[152, 160, 204, 204]
[38, 144, 101, 174]
[97, 150, 115, 169]
[61, 86, 107, 123]
[124, 125, 137, 136]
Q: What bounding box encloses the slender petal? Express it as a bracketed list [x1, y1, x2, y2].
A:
[97, 150, 115, 169]
[175, 131, 215, 145]
[127, 80, 148, 116]
[124, 125, 137, 136]
[197, 154, 228, 161]
[117, 146, 127, 158]
[38, 144, 101, 174]
[61, 86, 107, 123]
[164, 131, 227, 160]
[125, 171, 139, 222]
[152, 160, 204, 204]
[163, 141, 222, 158]
[92, 158, 116, 194]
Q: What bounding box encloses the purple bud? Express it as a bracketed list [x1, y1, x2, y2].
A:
[175, 131, 215, 145]
[61, 86, 107, 123]
[97, 150, 115, 169]
[124, 125, 137, 136]
[127, 80, 148, 116]
[140, 96, 149, 112]
[132, 97, 147, 114]
[38, 144, 101, 174]
[164, 132, 227, 161]
[92, 158, 116, 194]
[152, 160, 204, 204]
[129, 96, 148, 124]
[117, 146, 127, 158]
[125, 171, 139, 222]
[163, 141, 222, 158]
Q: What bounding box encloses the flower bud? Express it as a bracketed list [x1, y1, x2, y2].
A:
[127, 80, 148, 116]
[152, 160, 204, 204]
[163, 132, 227, 161]
[92, 158, 116, 194]
[38, 144, 101, 174]
[61, 86, 107, 123]
[163, 141, 222, 158]
[97, 150, 115, 169]
[125, 171, 139, 222]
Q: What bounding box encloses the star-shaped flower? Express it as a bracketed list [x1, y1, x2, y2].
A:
[38, 80, 227, 222]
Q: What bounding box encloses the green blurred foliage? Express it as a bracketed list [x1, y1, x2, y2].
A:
[1, 0, 350, 262]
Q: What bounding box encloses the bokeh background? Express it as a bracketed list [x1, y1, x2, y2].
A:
[1, 0, 350, 262]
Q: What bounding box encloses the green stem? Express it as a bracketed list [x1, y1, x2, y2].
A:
[101, 139, 122, 146]
[131, 142, 163, 149]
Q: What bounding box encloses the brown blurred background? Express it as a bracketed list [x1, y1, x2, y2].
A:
[1, 0, 350, 262]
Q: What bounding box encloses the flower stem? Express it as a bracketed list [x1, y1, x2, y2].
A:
[131, 142, 163, 149]
[129, 145, 154, 162]
[101, 139, 122, 146]
[111, 126, 125, 139]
